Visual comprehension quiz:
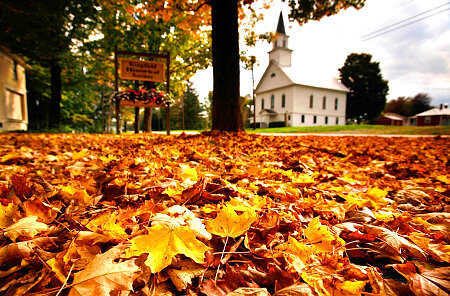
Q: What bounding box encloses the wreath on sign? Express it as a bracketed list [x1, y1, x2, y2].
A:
[113, 88, 171, 106]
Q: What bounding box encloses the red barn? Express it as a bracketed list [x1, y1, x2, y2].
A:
[375, 113, 406, 126]
[412, 105, 450, 126]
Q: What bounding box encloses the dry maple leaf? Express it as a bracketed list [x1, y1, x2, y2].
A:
[3, 216, 49, 242]
[0, 201, 17, 228]
[301, 268, 366, 296]
[393, 261, 450, 296]
[126, 224, 211, 273]
[84, 211, 128, 239]
[276, 236, 314, 273]
[69, 245, 140, 296]
[273, 283, 315, 296]
[304, 217, 346, 254]
[363, 224, 428, 260]
[206, 203, 258, 238]
[167, 260, 207, 291]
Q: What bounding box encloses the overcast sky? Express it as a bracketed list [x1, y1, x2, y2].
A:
[191, 0, 449, 106]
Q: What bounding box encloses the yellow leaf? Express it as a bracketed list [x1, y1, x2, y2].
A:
[276, 236, 313, 273]
[365, 187, 390, 209]
[0, 202, 17, 228]
[126, 224, 211, 273]
[4, 216, 49, 242]
[436, 175, 450, 184]
[206, 203, 258, 238]
[60, 184, 77, 195]
[162, 186, 184, 197]
[334, 280, 366, 296]
[409, 232, 450, 263]
[304, 218, 345, 254]
[47, 258, 67, 283]
[72, 149, 90, 160]
[179, 164, 198, 182]
[304, 218, 335, 244]
[85, 211, 128, 239]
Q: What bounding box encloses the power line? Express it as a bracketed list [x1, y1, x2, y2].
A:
[395, 0, 416, 8]
[362, 2, 449, 39]
[362, 7, 449, 41]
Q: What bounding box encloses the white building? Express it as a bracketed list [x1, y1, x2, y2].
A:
[0, 47, 28, 131]
[254, 13, 349, 127]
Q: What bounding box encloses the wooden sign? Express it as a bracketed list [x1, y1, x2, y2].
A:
[119, 58, 165, 82]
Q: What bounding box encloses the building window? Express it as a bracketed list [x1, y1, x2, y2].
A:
[271, 72, 276, 78]
[313, 115, 317, 124]
[270, 95, 275, 109]
[335, 98, 338, 110]
[425, 116, 431, 123]
[283, 40, 286, 47]
[288, 115, 291, 120]
[261, 98, 264, 110]
[336, 117, 339, 125]
[309, 95, 314, 108]
[281, 94, 286, 108]
[322, 96, 326, 109]
[325, 116, 328, 124]
[275, 41, 278, 47]
[301, 114, 305, 123]
[13, 60, 18, 81]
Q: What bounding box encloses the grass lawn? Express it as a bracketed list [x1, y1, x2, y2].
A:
[246, 125, 450, 135]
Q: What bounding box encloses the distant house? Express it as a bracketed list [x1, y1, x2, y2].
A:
[375, 112, 406, 126]
[254, 13, 348, 128]
[0, 47, 28, 131]
[410, 105, 450, 126]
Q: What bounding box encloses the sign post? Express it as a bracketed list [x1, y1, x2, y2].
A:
[114, 49, 171, 135]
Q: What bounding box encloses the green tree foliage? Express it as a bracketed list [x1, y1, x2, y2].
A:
[285, 0, 365, 23]
[385, 93, 433, 117]
[339, 53, 389, 123]
[170, 85, 206, 130]
[1, 0, 211, 132]
[0, 0, 99, 129]
[410, 93, 433, 115]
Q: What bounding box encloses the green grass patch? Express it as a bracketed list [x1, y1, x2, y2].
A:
[246, 125, 450, 135]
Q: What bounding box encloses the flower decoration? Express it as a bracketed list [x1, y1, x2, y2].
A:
[113, 88, 171, 106]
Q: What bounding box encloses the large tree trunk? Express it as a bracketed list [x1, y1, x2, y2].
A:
[49, 59, 61, 129]
[211, 0, 243, 132]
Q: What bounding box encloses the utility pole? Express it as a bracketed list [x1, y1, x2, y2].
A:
[252, 64, 256, 130]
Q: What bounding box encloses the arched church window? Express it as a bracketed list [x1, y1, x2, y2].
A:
[270, 95, 275, 109]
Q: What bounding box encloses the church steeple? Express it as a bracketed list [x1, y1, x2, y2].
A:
[276, 12, 286, 35]
[269, 12, 293, 67]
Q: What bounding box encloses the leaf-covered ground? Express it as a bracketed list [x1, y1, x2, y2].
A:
[0, 133, 449, 296]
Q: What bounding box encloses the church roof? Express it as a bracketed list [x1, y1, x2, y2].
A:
[281, 65, 349, 92]
[256, 60, 349, 93]
[276, 12, 286, 35]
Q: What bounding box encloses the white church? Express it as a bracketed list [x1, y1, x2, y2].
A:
[254, 13, 349, 127]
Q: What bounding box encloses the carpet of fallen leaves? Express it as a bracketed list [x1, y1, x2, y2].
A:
[0, 132, 449, 296]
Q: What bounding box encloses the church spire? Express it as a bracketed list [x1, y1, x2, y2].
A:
[276, 12, 286, 35]
[269, 11, 293, 67]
